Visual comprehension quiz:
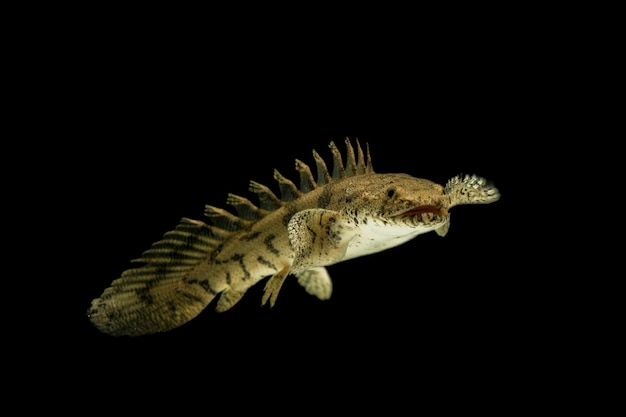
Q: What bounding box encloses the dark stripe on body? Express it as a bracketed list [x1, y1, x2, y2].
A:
[317, 186, 331, 209]
[236, 254, 251, 281]
[264, 234, 280, 256]
[186, 278, 218, 295]
[257, 255, 277, 270]
[282, 204, 298, 226]
[198, 279, 217, 295]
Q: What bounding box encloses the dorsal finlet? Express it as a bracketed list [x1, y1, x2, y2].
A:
[274, 169, 302, 202]
[226, 193, 265, 221]
[312, 149, 331, 186]
[331, 138, 374, 176]
[344, 137, 358, 177]
[295, 159, 317, 192]
[249, 180, 284, 211]
[364, 141, 374, 173]
[328, 140, 345, 180]
[355, 138, 371, 174]
[229, 139, 375, 220]
[204, 204, 253, 231]
[308, 138, 374, 184]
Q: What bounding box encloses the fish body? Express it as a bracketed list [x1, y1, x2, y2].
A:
[88, 139, 500, 336]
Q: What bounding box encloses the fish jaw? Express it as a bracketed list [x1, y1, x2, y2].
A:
[342, 210, 449, 261]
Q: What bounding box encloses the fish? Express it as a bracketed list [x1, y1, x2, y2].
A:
[87, 138, 500, 336]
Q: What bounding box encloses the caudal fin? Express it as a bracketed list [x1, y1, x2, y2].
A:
[87, 218, 229, 337]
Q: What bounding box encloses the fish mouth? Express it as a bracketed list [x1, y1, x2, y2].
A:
[395, 205, 448, 218]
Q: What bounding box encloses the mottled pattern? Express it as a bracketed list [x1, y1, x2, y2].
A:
[87, 138, 500, 336]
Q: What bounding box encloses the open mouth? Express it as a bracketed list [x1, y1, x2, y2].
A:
[395, 205, 448, 218]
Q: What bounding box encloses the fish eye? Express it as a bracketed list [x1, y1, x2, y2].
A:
[387, 188, 396, 198]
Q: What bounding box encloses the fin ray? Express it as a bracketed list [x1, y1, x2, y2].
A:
[295, 267, 333, 300]
[329, 140, 345, 180]
[312, 149, 331, 186]
[249, 180, 284, 211]
[89, 138, 375, 336]
[204, 205, 252, 231]
[295, 159, 317, 193]
[226, 193, 266, 220]
[273, 169, 302, 202]
[344, 137, 358, 177]
[87, 217, 222, 336]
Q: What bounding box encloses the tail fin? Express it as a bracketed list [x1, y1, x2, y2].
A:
[87, 218, 230, 336]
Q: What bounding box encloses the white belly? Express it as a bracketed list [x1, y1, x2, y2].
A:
[343, 219, 445, 261]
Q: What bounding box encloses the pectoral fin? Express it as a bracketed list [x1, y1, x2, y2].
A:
[295, 267, 332, 300]
[288, 209, 357, 273]
[435, 218, 450, 237]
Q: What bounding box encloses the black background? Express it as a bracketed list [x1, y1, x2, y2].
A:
[26, 13, 567, 412]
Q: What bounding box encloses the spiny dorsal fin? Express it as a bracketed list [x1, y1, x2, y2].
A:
[205, 139, 375, 232]
[315, 138, 374, 182]
[294, 138, 374, 190]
